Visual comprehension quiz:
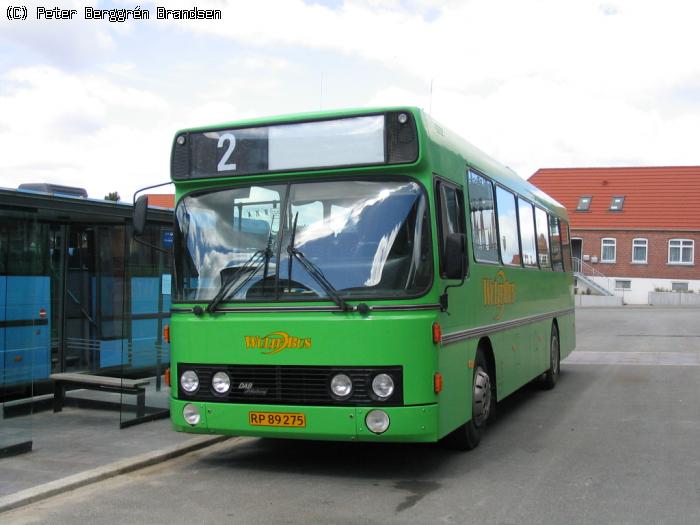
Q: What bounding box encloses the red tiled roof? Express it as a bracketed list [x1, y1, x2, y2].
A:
[146, 194, 174, 209]
[528, 167, 700, 231]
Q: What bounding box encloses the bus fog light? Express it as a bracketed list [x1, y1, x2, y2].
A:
[365, 410, 390, 434]
[183, 404, 200, 426]
[212, 371, 231, 394]
[371, 373, 394, 399]
[180, 370, 199, 393]
[330, 373, 353, 399]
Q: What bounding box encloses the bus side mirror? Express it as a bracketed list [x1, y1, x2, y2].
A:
[133, 194, 149, 237]
[444, 233, 466, 280]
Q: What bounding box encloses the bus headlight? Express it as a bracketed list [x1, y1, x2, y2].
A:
[365, 410, 390, 434]
[330, 373, 353, 399]
[212, 371, 231, 394]
[180, 370, 199, 393]
[371, 373, 394, 399]
[183, 403, 200, 426]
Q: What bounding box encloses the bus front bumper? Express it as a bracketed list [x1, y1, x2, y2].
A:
[170, 398, 439, 443]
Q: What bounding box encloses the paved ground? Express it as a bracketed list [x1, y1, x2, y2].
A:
[3, 307, 700, 524]
[0, 407, 192, 497]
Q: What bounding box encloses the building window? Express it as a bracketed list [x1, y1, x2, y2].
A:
[672, 282, 689, 292]
[632, 238, 647, 263]
[609, 196, 625, 211]
[668, 239, 694, 264]
[601, 238, 616, 263]
[576, 196, 592, 211]
[615, 280, 631, 290]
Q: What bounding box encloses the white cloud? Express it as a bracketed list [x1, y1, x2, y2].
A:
[0, 66, 172, 198]
[2, 0, 700, 202]
[143, 0, 700, 174]
[0, 0, 118, 68]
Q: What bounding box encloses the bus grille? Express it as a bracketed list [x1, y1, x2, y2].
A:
[177, 364, 403, 406]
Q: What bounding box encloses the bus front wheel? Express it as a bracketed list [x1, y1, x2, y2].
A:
[443, 349, 493, 451]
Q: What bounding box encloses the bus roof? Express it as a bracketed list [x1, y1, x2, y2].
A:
[174, 106, 412, 135]
[417, 109, 568, 219]
[175, 106, 567, 220]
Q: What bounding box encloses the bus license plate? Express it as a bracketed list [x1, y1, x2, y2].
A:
[248, 411, 306, 428]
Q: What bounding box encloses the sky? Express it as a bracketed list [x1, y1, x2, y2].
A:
[1, 0, 699, 201]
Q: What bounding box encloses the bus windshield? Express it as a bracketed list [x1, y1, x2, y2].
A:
[174, 179, 432, 303]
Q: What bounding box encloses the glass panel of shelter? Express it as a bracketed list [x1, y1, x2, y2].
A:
[0, 211, 38, 458]
[119, 222, 171, 427]
[63, 224, 97, 373]
[1, 198, 173, 448]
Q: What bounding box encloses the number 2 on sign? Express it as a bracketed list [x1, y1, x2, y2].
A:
[217, 133, 237, 171]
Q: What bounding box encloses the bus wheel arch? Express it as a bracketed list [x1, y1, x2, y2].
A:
[442, 342, 495, 451]
[477, 337, 497, 409]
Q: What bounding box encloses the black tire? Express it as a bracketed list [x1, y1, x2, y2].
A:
[442, 349, 494, 451]
[541, 323, 560, 390]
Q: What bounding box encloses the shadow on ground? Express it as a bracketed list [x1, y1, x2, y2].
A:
[196, 366, 592, 486]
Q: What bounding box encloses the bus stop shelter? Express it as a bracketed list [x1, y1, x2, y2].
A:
[0, 186, 173, 457]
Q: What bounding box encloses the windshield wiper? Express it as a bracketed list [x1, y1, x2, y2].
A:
[286, 213, 351, 312]
[205, 214, 280, 313]
[205, 249, 269, 313]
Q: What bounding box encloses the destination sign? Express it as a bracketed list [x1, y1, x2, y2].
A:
[172, 112, 419, 180]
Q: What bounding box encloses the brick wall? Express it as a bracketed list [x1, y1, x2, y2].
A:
[572, 230, 700, 279]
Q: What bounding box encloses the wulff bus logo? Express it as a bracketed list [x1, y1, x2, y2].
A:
[244, 332, 312, 355]
[482, 270, 516, 320]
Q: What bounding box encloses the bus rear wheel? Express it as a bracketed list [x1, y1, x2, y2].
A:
[540, 324, 560, 390]
[443, 349, 493, 451]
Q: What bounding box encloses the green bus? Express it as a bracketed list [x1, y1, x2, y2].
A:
[144, 107, 574, 449]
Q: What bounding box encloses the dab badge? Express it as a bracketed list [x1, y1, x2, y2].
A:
[244, 332, 312, 355]
[482, 270, 516, 320]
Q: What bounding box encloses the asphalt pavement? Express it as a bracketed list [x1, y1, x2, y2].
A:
[3, 306, 700, 525]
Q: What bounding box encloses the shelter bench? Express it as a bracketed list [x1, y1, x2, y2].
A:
[50, 373, 150, 418]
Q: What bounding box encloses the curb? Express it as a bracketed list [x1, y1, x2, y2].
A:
[0, 434, 233, 514]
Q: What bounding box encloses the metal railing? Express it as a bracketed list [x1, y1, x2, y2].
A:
[572, 257, 613, 295]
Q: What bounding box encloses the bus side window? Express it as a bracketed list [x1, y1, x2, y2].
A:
[495, 186, 522, 267]
[467, 170, 498, 263]
[560, 220, 572, 272]
[436, 179, 466, 278]
[535, 207, 552, 269]
[517, 199, 538, 267]
[549, 215, 564, 271]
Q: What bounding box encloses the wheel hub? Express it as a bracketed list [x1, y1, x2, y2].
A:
[473, 367, 491, 426]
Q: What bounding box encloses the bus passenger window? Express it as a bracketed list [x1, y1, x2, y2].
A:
[518, 199, 537, 267]
[467, 171, 498, 263]
[495, 186, 521, 266]
[535, 207, 551, 269]
[549, 215, 563, 271]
